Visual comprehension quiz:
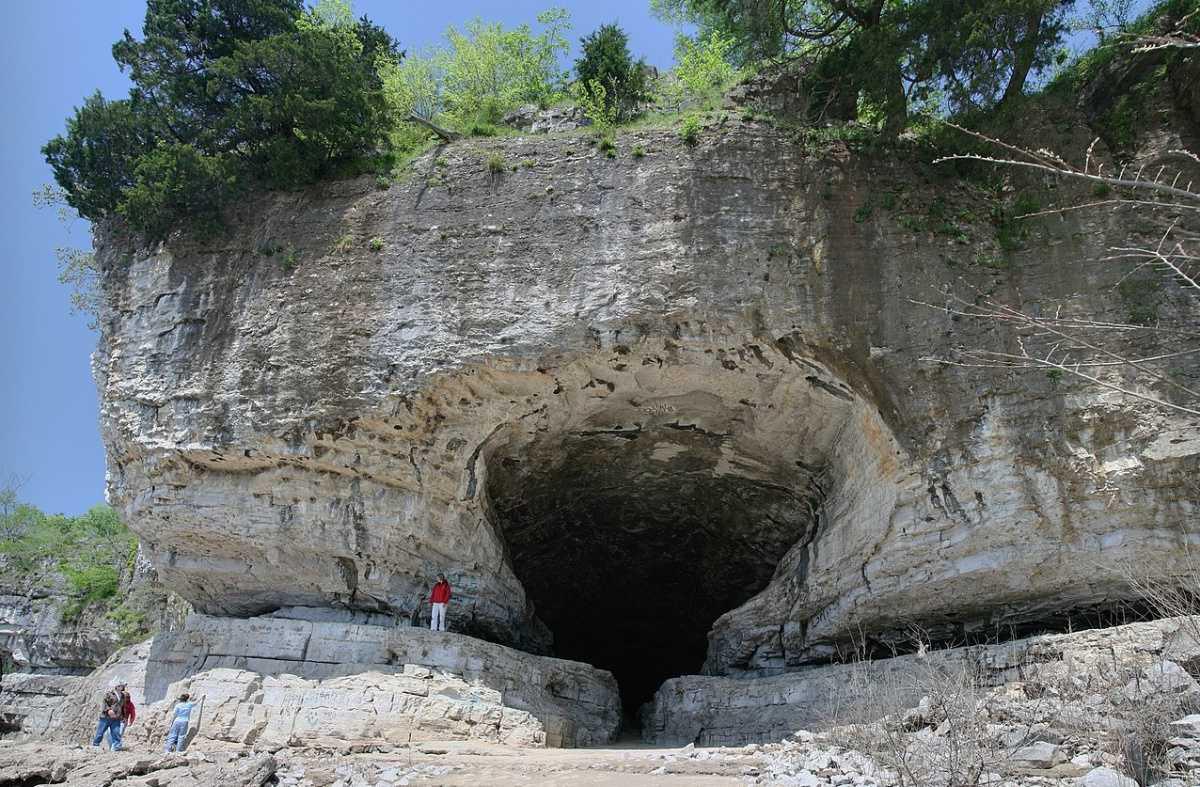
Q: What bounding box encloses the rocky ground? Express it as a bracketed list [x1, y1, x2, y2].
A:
[8, 618, 1200, 785]
[2, 722, 1196, 787]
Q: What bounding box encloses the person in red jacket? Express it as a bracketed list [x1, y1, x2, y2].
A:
[121, 691, 136, 736]
[429, 573, 451, 631]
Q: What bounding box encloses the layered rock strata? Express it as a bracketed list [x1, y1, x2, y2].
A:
[22, 614, 620, 748]
[0, 673, 84, 737]
[644, 616, 1200, 746]
[95, 120, 1200, 703]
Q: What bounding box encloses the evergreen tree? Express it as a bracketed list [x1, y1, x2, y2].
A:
[575, 23, 651, 122]
[44, 0, 400, 240]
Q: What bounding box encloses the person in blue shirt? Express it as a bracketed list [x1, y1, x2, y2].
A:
[164, 692, 196, 753]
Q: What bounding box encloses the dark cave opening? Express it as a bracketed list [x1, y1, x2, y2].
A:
[486, 424, 822, 714]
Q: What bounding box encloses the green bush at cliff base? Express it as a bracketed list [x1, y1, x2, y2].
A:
[43, 0, 399, 240]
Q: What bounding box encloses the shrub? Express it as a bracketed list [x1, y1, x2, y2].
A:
[486, 154, 507, 174]
[368, 237, 385, 252]
[679, 114, 703, 145]
[280, 247, 301, 269]
[106, 603, 149, 645]
[575, 23, 650, 123]
[437, 10, 572, 127]
[61, 564, 120, 621]
[658, 30, 737, 112]
[632, 144, 646, 158]
[827, 633, 1037, 787]
[571, 78, 620, 136]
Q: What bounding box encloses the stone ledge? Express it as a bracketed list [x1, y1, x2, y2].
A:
[644, 617, 1200, 746]
[117, 614, 620, 748]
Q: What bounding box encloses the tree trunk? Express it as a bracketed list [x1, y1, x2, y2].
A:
[407, 114, 460, 143]
[880, 68, 908, 139]
[1000, 10, 1045, 107]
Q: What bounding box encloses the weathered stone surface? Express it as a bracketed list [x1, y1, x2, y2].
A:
[1079, 767, 1139, 787]
[0, 744, 278, 787]
[0, 672, 84, 736]
[0, 547, 188, 677]
[28, 614, 619, 748]
[643, 617, 1200, 746]
[0, 580, 118, 673]
[94, 116, 1200, 702]
[128, 667, 556, 749]
[502, 104, 590, 133]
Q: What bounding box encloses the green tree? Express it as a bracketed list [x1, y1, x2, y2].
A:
[651, 0, 1072, 135]
[575, 23, 651, 122]
[0, 476, 38, 542]
[381, 48, 444, 122]
[436, 9, 572, 128]
[917, 0, 1073, 113]
[658, 30, 739, 111]
[44, 0, 401, 240]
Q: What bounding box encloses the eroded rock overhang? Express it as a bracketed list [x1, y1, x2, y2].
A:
[94, 125, 1200, 705]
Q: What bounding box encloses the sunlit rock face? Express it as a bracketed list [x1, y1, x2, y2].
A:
[94, 121, 1200, 707]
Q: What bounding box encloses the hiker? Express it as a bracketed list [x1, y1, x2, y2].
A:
[430, 573, 451, 631]
[121, 690, 136, 736]
[164, 692, 196, 753]
[92, 682, 128, 751]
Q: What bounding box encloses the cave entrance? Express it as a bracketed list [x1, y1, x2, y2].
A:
[485, 416, 824, 715]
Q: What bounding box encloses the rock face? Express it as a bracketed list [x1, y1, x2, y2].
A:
[26, 613, 620, 748]
[0, 673, 84, 736]
[0, 547, 188, 677]
[0, 585, 114, 674]
[94, 117, 1200, 708]
[643, 616, 1200, 746]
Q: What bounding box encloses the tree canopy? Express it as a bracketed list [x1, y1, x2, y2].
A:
[380, 9, 573, 136]
[575, 23, 652, 122]
[652, 0, 1073, 135]
[44, 0, 400, 240]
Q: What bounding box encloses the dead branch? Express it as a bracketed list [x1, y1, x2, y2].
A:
[407, 113, 461, 142]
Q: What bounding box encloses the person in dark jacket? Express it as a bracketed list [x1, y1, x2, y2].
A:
[92, 682, 128, 750]
[429, 573, 451, 631]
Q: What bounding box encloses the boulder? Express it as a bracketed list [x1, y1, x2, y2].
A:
[1010, 741, 1068, 769]
[1079, 766, 1139, 787]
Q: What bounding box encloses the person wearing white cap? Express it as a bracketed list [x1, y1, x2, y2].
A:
[91, 681, 128, 750]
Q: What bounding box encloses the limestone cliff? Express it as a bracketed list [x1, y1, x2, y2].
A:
[93, 111, 1200, 708]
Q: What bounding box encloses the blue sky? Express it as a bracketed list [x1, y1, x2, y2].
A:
[0, 1, 1149, 516]
[0, 1, 686, 516]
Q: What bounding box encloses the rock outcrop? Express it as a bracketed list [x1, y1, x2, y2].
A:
[0, 547, 187, 677]
[94, 112, 1200, 707]
[644, 615, 1200, 746]
[18, 613, 620, 748]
